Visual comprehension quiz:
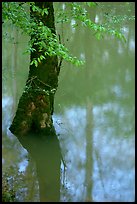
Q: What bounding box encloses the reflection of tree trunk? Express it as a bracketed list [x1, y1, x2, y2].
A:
[18, 131, 61, 202]
[24, 157, 36, 201]
[9, 2, 60, 137]
[85, 97, 93, 201]
[12, 28, 18, 111]
[84, 7, 96, 201]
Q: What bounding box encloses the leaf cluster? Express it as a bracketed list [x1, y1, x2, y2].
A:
[2, 2, 85, 67]
[2, 2, 134, 67]
[57, 2, 127, 41]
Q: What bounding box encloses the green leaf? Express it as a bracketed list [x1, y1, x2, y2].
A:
[85, 2, 97, 7]
[37, 58, 41, 63]
[40, 55, 45, 60]
[42, 8, 48, 16]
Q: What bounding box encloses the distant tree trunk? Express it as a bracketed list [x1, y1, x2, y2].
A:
[9, 2, 60, 136]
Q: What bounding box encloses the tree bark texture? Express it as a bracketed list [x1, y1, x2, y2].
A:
[9, 2, 60, 136]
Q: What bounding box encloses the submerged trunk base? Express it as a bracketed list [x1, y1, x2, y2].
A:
[9, 87, 55, 137]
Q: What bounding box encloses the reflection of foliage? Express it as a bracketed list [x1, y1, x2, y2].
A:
[2, 163, 39, 202]
[2, 172, 16, 202]
[2, 166, 20, 202]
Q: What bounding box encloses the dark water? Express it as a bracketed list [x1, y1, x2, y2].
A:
[2, 3, 135, 202]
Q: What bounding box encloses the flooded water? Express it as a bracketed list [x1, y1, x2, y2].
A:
[2, 2, 135, 202]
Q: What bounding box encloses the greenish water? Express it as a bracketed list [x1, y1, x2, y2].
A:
[2, 3, 135, 202]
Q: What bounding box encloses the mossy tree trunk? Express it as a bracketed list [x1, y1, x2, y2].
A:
[9, 2, 60, 136]
[9, 3, 62, 201]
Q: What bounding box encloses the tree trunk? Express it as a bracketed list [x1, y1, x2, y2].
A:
[9, 3, 62, 201]
[9, 2, 60, 137]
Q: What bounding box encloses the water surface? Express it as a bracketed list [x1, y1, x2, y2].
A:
[2, 2, 135, 202]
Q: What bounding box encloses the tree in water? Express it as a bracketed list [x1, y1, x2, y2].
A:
[9, 2, 59, 136]
[2, 2, 130, 136]
[2, 2, 134, 202]
[6, 2, 62, 201]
